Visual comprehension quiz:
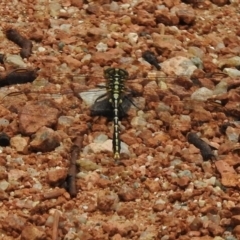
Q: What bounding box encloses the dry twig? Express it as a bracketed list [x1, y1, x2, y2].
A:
[0, 68, 38, 87]
[52, 210, 60, 240]
[6, 28, 33, 58]
[187, 132, 215, 161]
[66, 136, 83, 197]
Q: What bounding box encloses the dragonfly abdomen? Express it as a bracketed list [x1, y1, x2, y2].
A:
[104, 68, 129, 159]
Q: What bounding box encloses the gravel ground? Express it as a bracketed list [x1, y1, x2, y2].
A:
[0, 0, 240, 239]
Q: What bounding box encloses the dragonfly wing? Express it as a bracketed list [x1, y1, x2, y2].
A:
[90, 97, 114, 118]
[118, 95, 134, 117]
[90, 94, 133, 119]
[78, 89, 107, 106]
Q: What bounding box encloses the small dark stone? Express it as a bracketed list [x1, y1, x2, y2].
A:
[142, 50, 161, 70]
[0, 132, 10, 146]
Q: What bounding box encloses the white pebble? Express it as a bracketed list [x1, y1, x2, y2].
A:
[127, 32, 138, 44]
[38, 47, 46, 52]
[198, 199, 206, 207]
[131, 116, 147, 128]
[0, 180, 9, 191]
[191, 87, 213, 101]
[33, 182, 42, 190]
[204, 176, 216, 185]
[81, 54, 91, 63]
[120, 4, 130, 9]
[96, 42, 108, 52]
[216, 202, 222, 208]
[109, 1, 119, 11]
[0, 118, 9, 127]
[5, 54, 26, 67]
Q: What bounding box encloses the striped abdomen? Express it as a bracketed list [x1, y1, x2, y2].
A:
[104, 68, 129, 160]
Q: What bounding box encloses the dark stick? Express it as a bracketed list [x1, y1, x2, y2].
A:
[0, 68, 38, 87]
[66, 136, 83, 197]
[6, 29, 33, 58]
[187, 132, 215, 161]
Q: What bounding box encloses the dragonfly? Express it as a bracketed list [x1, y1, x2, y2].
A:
[0, 67, 235, 160]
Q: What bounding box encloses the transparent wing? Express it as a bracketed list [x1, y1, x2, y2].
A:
[0, 69, 227, 112]
[0, 68, 235, 140]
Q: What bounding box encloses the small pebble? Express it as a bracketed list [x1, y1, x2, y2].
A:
[38, 47, 46, 52]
